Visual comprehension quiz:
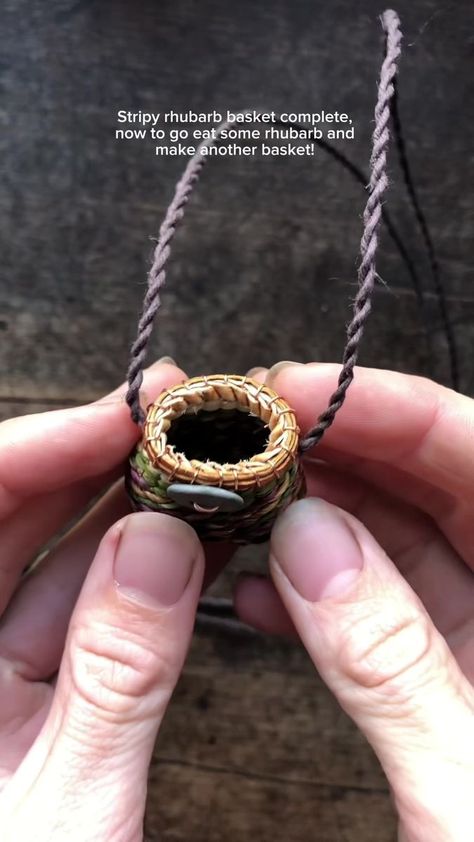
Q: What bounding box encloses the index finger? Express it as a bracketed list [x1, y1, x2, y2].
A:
[268, 363, 474, 500]
[0, 362, 186, 515]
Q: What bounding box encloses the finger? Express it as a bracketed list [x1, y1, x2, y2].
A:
[234, 574, 297, 637]
[0, 482, 235, 681]
[0, 360, 186, 516]
[304, 445, 474, 572]
[266, 363, 474, 500]
[235, 567, 474, 675]
[303, 461, 474, 641]
[2, 514, 204, 839]
[245, 366, 268, 381]
[268, 362, 474, 569]
[270, 498, 474, 840]
[236, 462, 474, 654]
[0, 473, 116, 618]
[0, 361, 187, 614]
[238, 428, 446, 638]
[303, 446, 452, 523]
[266, 363, 452, 526]
[0, 482, 131, 679]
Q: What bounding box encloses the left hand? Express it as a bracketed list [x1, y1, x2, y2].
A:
[0, 359, 232, 841]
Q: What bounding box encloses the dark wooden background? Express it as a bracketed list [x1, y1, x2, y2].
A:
[1, 1, 472, 839]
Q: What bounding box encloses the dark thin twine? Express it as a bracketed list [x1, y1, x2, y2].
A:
[126, 12, 435, 451]
[390, 76, 459, 391]
[285, 120, 427, 320]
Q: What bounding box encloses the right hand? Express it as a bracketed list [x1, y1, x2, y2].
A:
[236, 362, 474, 842]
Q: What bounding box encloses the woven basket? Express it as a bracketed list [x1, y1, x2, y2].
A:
[126, 374, 305, 542]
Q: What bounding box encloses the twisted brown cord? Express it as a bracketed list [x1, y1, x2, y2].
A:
[126, 122, 236, 424]
[126, 10, 403, 445]
[126, 154, 207, 424]
[299, 9, 402, 450]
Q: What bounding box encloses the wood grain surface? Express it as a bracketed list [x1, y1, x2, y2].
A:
[1, 1, 472, 839]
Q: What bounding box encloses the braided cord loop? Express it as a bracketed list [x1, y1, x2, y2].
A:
[126, 12, 403, 445]
[125, 11, 402, 543]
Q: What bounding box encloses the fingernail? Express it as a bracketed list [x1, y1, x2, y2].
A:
[246, 366, 268, 379]
[94, 381, 127, 405]
[114, 513, 197, 607]
[149, 355, 177, 369]
[266, 360, 303, 387]
[271, 498, 363, 601]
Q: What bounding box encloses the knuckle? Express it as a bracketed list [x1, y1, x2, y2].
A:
[68, 616, 175, 720]
[337, 604, 435, 700]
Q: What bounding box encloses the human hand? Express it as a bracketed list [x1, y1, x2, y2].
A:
[0, 358, 232, 841]
[236, 363, 474, 842]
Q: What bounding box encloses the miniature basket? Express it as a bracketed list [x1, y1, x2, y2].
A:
[126, 374, 305, 542]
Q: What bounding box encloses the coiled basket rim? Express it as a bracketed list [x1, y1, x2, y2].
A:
[142, 374, 300, 490]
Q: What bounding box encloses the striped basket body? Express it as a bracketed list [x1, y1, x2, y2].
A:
[126, 375, 305, 543]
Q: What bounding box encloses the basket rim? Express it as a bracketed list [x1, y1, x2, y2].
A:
[141, 374, 300, 489]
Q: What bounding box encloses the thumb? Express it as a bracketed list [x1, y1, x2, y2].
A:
[270, 499, 474, 842]
[4, 512, 203, 842]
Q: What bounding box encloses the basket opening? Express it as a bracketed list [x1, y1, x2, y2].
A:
[166, 407, 269, 464]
